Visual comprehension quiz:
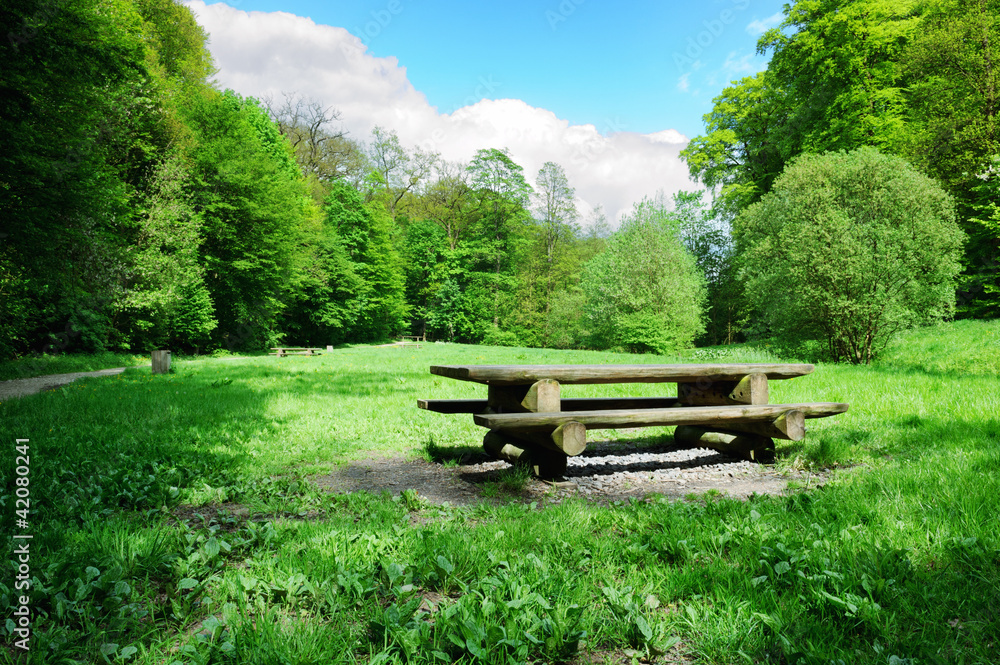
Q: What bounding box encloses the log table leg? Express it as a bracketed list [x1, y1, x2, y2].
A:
[677, 372, 769, 406]
[483, 431, 568, 478]
[674, 426, 775, 463]
[675, 372, 780, 462]
[481, 380, 579, 479]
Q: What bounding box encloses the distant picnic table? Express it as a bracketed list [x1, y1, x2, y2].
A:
[419, 363, 849, 478]
[269, 347, 323, 357]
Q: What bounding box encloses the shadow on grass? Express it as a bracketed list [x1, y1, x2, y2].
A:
[421, 437, 485, 465]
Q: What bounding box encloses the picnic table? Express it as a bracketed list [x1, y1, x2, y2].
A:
[269, 347, 323, 357]
[419, 363, 849, 478]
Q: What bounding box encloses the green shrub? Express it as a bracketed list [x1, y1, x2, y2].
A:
[735, 147, 965, 363]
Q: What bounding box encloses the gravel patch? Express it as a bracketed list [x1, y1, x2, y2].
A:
[313, 439, 825, 506]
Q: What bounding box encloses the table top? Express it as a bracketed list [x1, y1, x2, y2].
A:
[430, 363, 814, 386]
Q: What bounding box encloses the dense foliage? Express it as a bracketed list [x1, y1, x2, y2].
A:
[581, 198, 706, 354]
[0, 0, 709, 358]
[682, 0, 1000, 320]
[736, 148, 964, 363]
[1, 0, 992, 363]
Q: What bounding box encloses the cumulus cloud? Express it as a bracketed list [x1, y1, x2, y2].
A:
[184, 1, 698, 223]
[746, 12, 783, 36]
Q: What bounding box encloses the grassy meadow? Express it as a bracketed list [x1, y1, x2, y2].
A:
[1, 320, 999, 664]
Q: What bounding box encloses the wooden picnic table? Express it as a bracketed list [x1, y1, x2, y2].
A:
[269, 347, 324, 357]
[419, 363, 849, 478]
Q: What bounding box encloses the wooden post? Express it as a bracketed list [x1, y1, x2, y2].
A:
[549, 421, 586, 456]
[487, 425, 584, 457]
[674, 425, 774, 463]
[677, 372, 769, 406]
[152, 350, 171, 375]
[487, 384, 532, 413]
[489, 379, 562, 414]
[521, 379, 561, 412]
[724, 410, 805, 441]
[326, 345, 334, 352]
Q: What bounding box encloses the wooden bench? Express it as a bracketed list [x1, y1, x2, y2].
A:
[269, 347, 323, 357]
[419, 364, 849, 478]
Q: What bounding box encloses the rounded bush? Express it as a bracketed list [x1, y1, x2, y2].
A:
[735, 147, 965, 363]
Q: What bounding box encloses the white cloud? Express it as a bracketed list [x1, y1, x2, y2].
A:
[746, 12, 783, 36]
[184, 1, 697, 223]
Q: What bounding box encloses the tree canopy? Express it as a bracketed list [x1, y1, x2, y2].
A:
[0, 0, 992, 362]
[682, 0, 999, 317]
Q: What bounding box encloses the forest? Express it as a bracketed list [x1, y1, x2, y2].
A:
[1, 0, 997, 362]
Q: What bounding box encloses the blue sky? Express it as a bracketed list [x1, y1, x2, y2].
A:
[219, 0, 785, 138]
[186, 0, 786, 222]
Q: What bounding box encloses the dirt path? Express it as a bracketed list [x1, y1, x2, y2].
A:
[0, 367, 130, 400]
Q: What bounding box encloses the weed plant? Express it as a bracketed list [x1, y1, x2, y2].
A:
[0, 323, 998, 663]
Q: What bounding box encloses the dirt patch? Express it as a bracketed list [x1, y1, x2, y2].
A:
[311, 439, 828, 506]
[313, 456, 483, 505]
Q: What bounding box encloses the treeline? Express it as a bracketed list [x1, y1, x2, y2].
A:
[0, 0, 712, 359]
[2, 0, 995, 363]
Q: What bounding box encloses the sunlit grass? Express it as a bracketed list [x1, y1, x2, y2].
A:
[0, 322, 998, 663]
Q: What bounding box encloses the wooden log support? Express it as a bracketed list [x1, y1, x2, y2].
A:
[487, 379, 562, 414]
[677, 372, 769, 406]
[483, 430, 531, 464]
[152, 350, 171, 375]
[548, 421, 587, 456]
[521, 379, 561, 413]
[721, 410, 806, 441]
[487, 384, 531, 413]
[482, 431, 568, 479]
[674, 425, 775, 463]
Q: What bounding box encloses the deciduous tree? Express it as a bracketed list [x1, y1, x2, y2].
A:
[581, 198, 706, 354]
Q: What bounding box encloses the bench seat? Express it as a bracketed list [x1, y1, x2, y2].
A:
[418, 397, 680, 413]
[472, 402, 849, 432]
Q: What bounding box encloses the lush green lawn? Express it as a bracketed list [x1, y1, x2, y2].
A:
[1, 321, 998, 664]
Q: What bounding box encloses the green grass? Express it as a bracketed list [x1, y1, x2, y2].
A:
[1, 324, 998, 664]
[0, 351, 151, 381]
